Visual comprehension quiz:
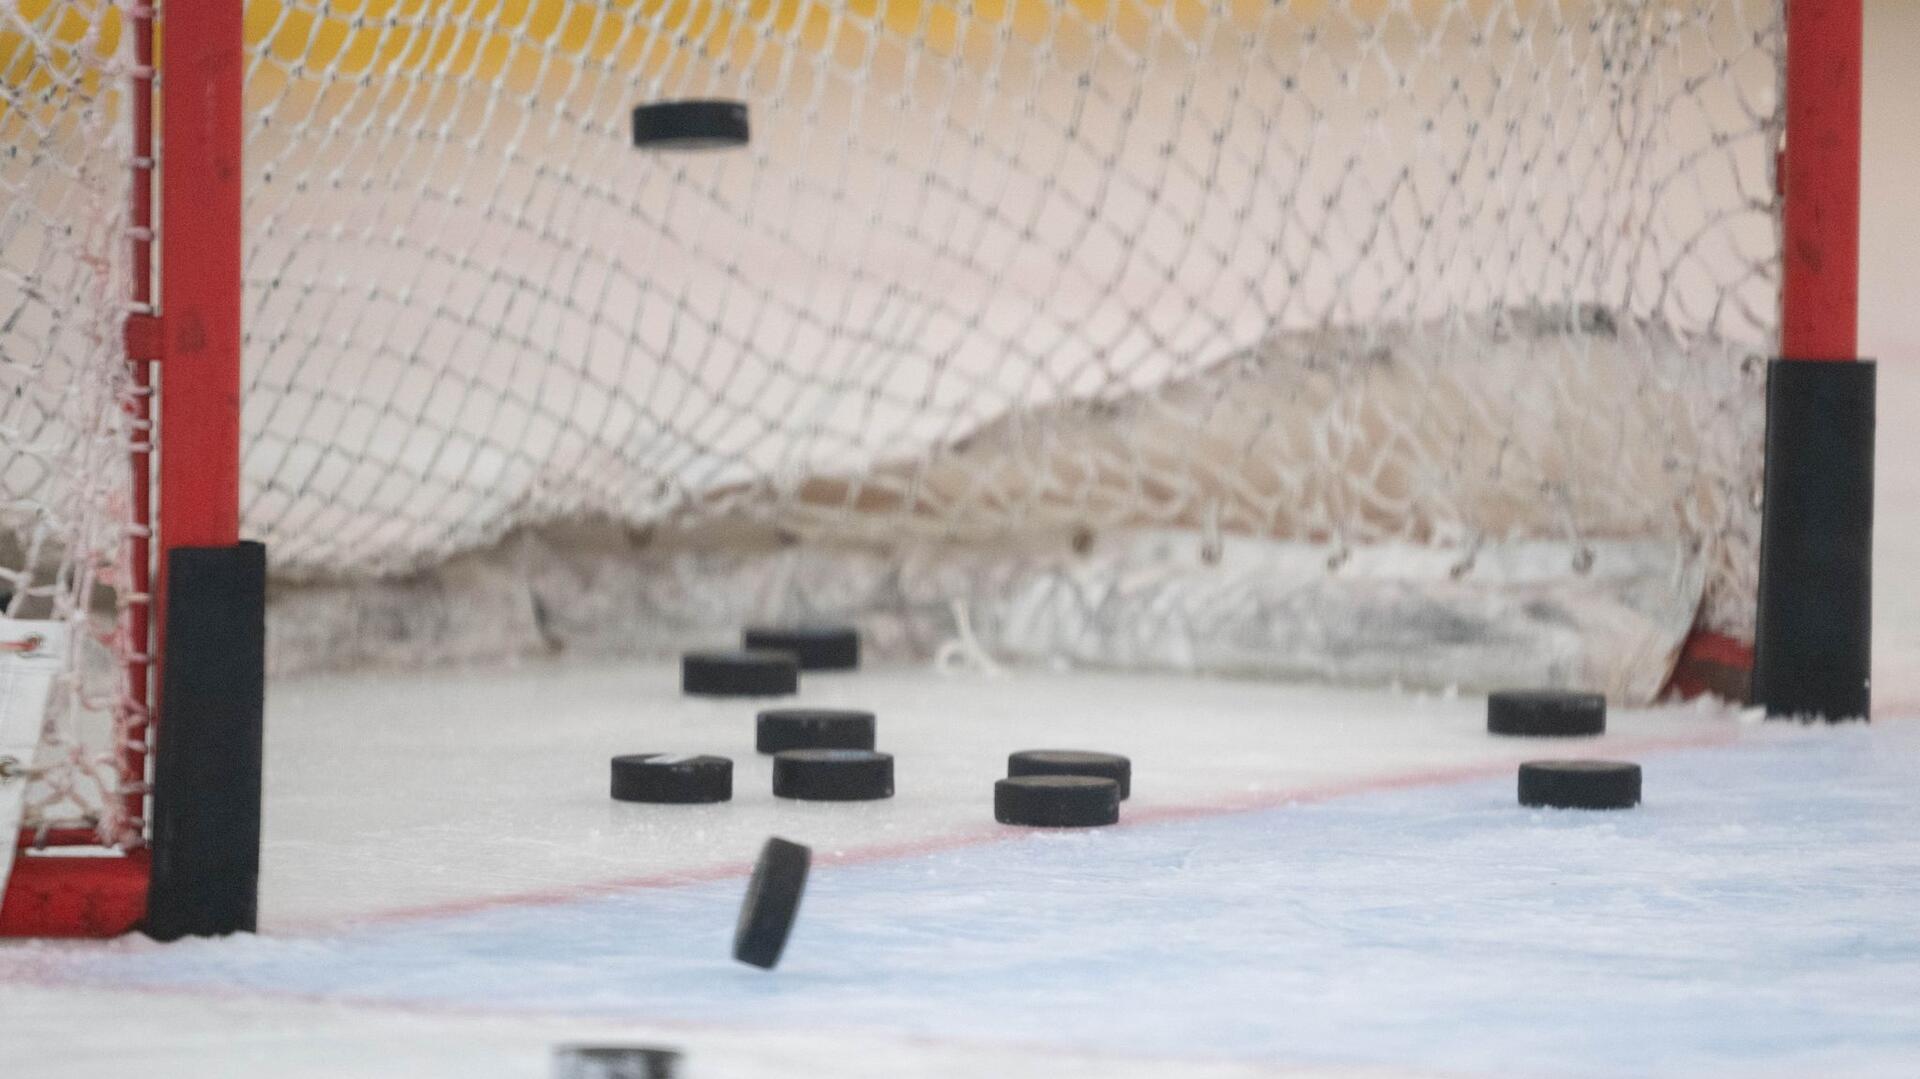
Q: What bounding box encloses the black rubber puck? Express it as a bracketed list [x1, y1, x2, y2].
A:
[743, 625, 860, 671]
[1007, 749, 1132, 799]
[756, 708, 876, 754]
[1518, 759, 1642, 810]
[995, 775, 1120, 827]
[1488, 689, 1606, 737]
[682, 649, 797, 697]
[553, 1044, 682, 1078]
[631, 99, 749, 150]
[610, 754, 732, 803]
[771, 748, 894, 801]
[734, 836, 809, 969]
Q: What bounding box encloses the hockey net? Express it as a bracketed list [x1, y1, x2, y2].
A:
[2, 1, 147, 854]
[4, 0, 1781, 849]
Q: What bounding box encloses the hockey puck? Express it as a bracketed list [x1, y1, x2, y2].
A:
[742, 624, 860, 671]
[631, 99, 749, 150]
[1488, 689, 1606, 737]
[1518, 759, 1641, 810]
[1007, 749, 1132, 799]
[995, 775, 1120, 827]
[756, 708, 876, 754]
[734, 836, 810, 969]
[682, 649, 797, 697]
[610, 754, 732, 803]
[771, 748, 893, 801]
[553, 1044, 682, 1079]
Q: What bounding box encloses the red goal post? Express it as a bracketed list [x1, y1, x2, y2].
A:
[3, 1, 256, 939]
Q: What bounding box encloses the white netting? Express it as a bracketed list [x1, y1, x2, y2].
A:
[0, 0, 145, 847]
[4, 1, 1783, 837]
[241, 0, 1779, 602]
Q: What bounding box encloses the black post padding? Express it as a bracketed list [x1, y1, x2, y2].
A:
[146, 541, 266, 940]
[1753, 360, 1874, 722]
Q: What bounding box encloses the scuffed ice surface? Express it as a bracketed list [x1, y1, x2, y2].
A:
[17, 724, 1920, 1078]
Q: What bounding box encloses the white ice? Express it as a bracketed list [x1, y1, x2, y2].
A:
[5, 658, 1920, 1078]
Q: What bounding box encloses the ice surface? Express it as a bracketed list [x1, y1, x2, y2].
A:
[5, 678, 1918, 1077]
[244, 661, 1735, 929]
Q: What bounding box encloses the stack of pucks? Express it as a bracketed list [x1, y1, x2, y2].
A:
[994, 775, 1120, 827]
[1007, 749, 1131, 798]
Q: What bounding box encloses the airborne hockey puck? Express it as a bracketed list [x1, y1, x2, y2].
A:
[995, 775, 1120, 827]
[1518, 760, 1641, 810]
[743, 625, 860, 671]
[771, 748, 894, 801]
[681, 649, 797, 697]
[1007, 749, 1132, 799]
[610, 754, 732, 803]
[1487, 689, 1606, 737]
[553, 1044, 682, 1079]
[734, 837, 810, 970]
[756, 708, 876, 754]
[631, 99, 749, 150]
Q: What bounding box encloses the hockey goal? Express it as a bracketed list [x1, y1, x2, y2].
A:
[0, 0, 1863, 936]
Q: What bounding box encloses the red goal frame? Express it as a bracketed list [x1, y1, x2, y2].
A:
[0, 0, 1868, 938]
